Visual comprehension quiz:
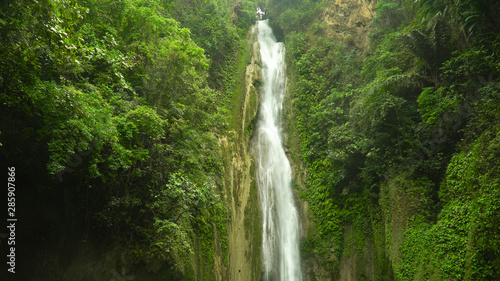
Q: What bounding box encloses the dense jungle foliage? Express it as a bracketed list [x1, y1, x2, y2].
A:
[266, 0, 500, 280]
[2, 0, 500, 280]
[0, 0, 257, 278]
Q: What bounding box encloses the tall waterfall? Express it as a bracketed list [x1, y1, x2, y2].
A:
[254, 20, 302, 281]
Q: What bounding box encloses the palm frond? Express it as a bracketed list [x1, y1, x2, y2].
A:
[431, 19, 451, 67]
[385, 72, 432, 88]
[398, 31, 434, 68]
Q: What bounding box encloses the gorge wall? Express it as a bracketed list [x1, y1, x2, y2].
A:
[220, 24, 263, 281]
[315, 0, 376, 51]
[271, 0, 500, 280]
[278, 0, 393, 280]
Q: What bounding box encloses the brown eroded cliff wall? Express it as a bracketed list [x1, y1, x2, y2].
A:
[316, 0, 376, 51]
[220, 23, 263, 281]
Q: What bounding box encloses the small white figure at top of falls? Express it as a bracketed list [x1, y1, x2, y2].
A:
[253, 20, 303, 281]
[256, 7, 265, 19]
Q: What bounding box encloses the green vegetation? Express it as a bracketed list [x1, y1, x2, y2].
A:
[0, 0, 256, 279]
[266, 0, 500, 279]
[2, 0, 499, 279]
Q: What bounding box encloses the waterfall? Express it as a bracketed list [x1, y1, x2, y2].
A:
[253, 20, 302, 281]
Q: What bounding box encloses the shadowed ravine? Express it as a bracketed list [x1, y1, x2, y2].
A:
[253, 20, 302, 281]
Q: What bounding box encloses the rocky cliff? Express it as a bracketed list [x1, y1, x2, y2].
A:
[315, 0, 375, 51]
[281, 0, 380, 280]
[220, 24, 263, 281]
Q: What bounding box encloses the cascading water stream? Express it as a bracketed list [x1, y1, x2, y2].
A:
[253, 20, 302, 281]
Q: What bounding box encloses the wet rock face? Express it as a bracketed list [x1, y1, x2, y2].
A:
[221, 23, 263, 281]
[318, 0, 375, 51]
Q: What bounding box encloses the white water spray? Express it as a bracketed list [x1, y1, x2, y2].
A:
[254, 20, 302, 281]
